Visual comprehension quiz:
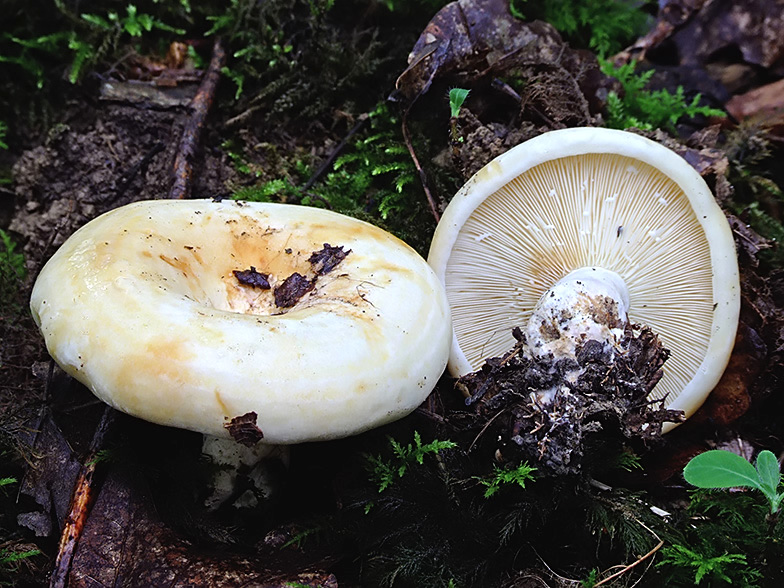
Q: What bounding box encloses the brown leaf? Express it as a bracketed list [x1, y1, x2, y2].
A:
[308, 243, 350, 276]
[233, 266, 271, 289]
[618, 0, 710, 64]
[17, 409, 81, 538]
[69, 468, 338, 587]
[621, 0, 784, 82]
[274, 273, 315, 308]
[725, 78, 784, 137]
[395, 0, 565, 102]
[689, 322, 767, 427]
[225, 412, 265, 447]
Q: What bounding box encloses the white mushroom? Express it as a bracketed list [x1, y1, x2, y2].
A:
[428, 128, 740, 428]
[31, 199, 452, 444]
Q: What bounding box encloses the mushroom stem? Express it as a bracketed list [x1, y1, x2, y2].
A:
[202, 436, 290, 510]
[525, 267, 630, 364]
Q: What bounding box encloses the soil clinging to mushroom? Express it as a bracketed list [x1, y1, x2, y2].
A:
[457, 323, 684, 476]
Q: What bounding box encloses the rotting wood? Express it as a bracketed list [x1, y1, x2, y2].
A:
[49, 406, 116, 588]
[169, 38, 227, 200]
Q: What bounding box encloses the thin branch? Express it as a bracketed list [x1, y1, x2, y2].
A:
[49, 406, 116, 588]
[116, 141, 165, 200]
[594, 540, 663, 587]
[401, 106, 440, 222]
[169, 37, 227, 199]
[468, 409, 507, 452]
[301, 113, 369, 191]
[594, 519, 663, 587]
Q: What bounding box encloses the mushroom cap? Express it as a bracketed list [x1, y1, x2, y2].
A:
[31, 200, 451, 443]
[427, 127, 740, 424]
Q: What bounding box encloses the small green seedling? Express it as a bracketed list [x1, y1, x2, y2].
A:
[448, 87, 470, 119]
[448, 88, 470, 152]
[683, 449, 784, 514]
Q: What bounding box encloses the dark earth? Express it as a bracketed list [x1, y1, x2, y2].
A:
[2, 0, 784, 586]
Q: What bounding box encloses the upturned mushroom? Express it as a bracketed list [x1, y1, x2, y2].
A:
[428, 127, 740, 430]
[31, 199, 452, 446]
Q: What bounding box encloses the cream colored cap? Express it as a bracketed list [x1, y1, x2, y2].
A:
[428, 127, 740, 425]
[31, 200, 452, 443]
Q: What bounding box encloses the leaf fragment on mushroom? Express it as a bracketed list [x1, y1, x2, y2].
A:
[224, 412, 264, 447]
[274, 273, 315, 308]
[232, 266, 271, 289]
[308, 243, 351, 275]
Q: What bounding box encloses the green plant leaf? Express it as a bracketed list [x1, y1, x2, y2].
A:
[754, 450, 781, 495]
[448, 87, 470, 118]
[683, 450, 762, 491]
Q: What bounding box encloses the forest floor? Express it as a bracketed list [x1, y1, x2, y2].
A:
[2, 1, 784, 586]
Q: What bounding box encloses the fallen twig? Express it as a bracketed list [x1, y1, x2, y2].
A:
[401, 106, 440, 223]
[116, 141, 165, 199]
[169, 37, 226, 199]
[595, 539, 663, 587]
[301, 113, 370, 191]
[49, 405, 116, 588]
[594, 518, 663, 587]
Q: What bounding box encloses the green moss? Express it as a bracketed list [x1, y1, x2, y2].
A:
[366, 431, 457, 494]
[205, 0, 403, 123]
[0, 230, 26, 317]
[601, 60, 725, 131]
[724, 124, 784, 266]
[510, 0, 654, 57]
[476, 462, 536, 498]
[652, 491, 776, 586]
[230, 102, 435, 253]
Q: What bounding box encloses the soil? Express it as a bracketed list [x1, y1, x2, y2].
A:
[9, 101, 237, 269]
[457, 324, 680, 477]
[3, 1, 784, 586]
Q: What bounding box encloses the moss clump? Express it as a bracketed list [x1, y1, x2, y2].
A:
[231, 103, 435, 254]
[601, 61, 725, 131]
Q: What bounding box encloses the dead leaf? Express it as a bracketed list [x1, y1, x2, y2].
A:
[308, 243, 350, 276]
[17, 409, 81, 538]
[689, 322, 766, 427]
[225, 411, 265, 447]
[621, 0, 784, 86]
[233, 266, 272, 289]
[69, 468, 338, 587]
[395, 0, 568, 102]
[725, 78, 784, 137]
[618, 0, 711, 64]
[274, 272, 315, 308]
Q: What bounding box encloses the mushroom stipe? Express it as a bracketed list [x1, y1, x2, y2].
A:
[31, 199, 452, 444]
